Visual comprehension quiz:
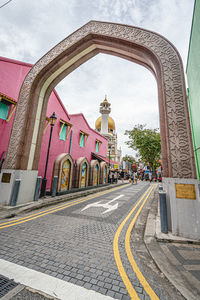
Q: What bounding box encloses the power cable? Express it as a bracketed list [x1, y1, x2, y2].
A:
[0, 0, 13, 9]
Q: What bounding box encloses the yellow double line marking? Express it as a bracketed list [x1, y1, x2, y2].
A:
[113, 185, 159, 300]
[0, 184, 130, 229]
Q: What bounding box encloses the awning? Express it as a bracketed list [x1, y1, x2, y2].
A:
[92, 153, 120, 168]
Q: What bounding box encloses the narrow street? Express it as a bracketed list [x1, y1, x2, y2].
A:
[0, 182, 183, 299]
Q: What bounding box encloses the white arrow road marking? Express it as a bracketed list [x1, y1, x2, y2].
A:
[81, 194, 124, 214]
[102, 202, 118, 214]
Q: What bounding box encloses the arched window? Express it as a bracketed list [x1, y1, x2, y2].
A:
[81, 162, 87, 188]
[61, 160, 71, 191]
[104, 166, 107, 184]
[94, 164, 99, 185]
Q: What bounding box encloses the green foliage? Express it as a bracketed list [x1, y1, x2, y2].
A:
[125, 124, 161, 170]
[122, 155, 135, 164]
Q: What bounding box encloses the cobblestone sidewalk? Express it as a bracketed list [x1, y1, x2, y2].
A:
[145, 189, 200, 300]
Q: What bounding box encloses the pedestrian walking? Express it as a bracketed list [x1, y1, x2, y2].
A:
[134, 172, 137, 184]
[141, 173, 144, 181]
[112, 173, 114, 184]
[149, 172, 152, 182]
[130, 173, 134, 184]
[114, 172, 117, 183]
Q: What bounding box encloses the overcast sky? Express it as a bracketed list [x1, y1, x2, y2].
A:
[0, 0, 194, 157]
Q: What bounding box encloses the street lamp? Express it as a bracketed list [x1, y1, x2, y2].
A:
[40, 112, 57, 197]
[108, 145, 111, 183]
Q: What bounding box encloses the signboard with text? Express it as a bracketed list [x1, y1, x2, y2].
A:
[175, 184, 196, 200]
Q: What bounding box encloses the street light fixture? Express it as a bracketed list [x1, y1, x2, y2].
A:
[40, 112, 57, 197]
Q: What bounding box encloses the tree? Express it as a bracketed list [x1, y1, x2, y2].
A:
[122, 155, 137, 172]
[122, 155, 135, 164]
[125, 124, 161, 170]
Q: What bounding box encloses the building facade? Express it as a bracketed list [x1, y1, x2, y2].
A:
[0, 57, 108, 204]
[95, 96, 122, 164]
[186, 0, 200, 180]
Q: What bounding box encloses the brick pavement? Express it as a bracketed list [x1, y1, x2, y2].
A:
[160, 243, 200, 294]
[144, 189, 200, 300]
[0, 182, 189, 300]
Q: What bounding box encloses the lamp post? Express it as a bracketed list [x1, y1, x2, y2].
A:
[108, 146, 111, 183]
[40, 112, 57, 197]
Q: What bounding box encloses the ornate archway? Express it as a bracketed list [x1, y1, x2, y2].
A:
[5, 20, 195, 179]
[1, 21, 199, 239]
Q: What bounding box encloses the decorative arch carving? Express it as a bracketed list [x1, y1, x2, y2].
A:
[89, 160, 100, 186]
[52, 153, 74, 192]
[4, 20, 196, 179]
[75, 157, 89, 188]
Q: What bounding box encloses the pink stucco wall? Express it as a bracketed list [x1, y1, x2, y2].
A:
[0, 57, 108, 190]
[0, 58, 32, 163]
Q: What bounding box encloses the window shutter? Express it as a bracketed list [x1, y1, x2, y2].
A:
[80, 133, 85, 147]
[60, 124, 67, 141]
[96, 141, 99, 152]
[0, 103, 9, 120]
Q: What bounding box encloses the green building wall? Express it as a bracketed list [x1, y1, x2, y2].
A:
[186, 0, 200, 180]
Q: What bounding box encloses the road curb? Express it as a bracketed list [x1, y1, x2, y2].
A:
[144, 188, 197, 300]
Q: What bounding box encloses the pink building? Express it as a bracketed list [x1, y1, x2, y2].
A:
[0, 57, 108, 194]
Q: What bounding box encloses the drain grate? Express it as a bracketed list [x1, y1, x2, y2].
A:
[0, 275, 18, 297]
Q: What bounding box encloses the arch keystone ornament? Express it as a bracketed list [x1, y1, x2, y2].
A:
[0, 21, 199, 239]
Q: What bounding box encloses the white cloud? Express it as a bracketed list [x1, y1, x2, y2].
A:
[0, 0, 195, 157]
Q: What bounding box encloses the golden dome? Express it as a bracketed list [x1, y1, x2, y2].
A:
[95, 116, 115, 131]
[103, 96, 108, 103]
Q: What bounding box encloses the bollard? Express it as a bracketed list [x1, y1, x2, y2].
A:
[10, 179, 21, 206]
[159, 191, 168, 234]
[34, 176, 42, 201]
[51, 176, 58, 197]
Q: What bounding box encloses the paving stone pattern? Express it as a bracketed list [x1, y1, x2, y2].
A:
[159, 243, 200, 298]
[11, 287, 56, 300]
[0, 182, 182, 300]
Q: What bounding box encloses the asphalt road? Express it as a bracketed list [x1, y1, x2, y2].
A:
[0, 182, 184, 300]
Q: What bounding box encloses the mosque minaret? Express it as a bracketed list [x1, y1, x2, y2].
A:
[99, 96, 111, 135]
[95, 96, 122, 163]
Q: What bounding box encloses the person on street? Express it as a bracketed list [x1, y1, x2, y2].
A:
[149, 172, 152, 182]
[134, 172, 137, 184]
[141, 172, 144, 181]
[114, 172, 117, 183]
[112, 173, 114, 184]
[130, 173, 134, 184]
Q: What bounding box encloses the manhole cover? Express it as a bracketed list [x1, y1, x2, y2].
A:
[0, 275, 18, 297]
